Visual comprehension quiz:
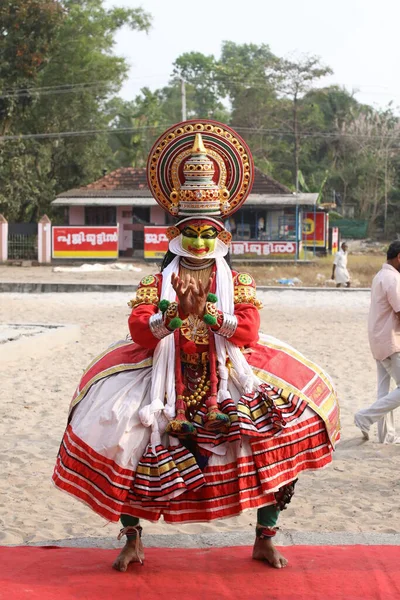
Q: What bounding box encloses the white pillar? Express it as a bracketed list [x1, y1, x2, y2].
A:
[38, 215, 52, 264]
[0, 214, 8, 263]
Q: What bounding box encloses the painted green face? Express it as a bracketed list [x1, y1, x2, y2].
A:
[181, 223, 218, 257]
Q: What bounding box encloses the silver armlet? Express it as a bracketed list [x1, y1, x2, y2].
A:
[149, 312, 171, 340]
[217, 312, 238, 339]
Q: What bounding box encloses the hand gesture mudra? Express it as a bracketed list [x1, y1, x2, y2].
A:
[171, 273, 196, 317]
[171, 272, 214, 317]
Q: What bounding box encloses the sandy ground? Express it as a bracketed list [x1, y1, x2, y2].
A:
[0, 263, 154, 285]
[0, 254, 384, 288]
[1, 288, 399, 546]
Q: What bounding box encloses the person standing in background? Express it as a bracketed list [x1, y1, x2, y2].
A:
[354, 240, 400, 443]
[332, 242, 351, 288]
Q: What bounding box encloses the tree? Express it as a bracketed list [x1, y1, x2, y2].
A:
[301, 86, 363, 206]
[0, 138, 56, 222]
[213, 43, 284, 182]
[344, 108, 400, 228]
[0, 0, 151, 221]
[172, 52, 226, 119]
[217, 41, 277, 102]
[271, 55, 333, 191]
[0, 0, 64, 135]
[107, 73, 229, 170]
[107, 91, 166, 169]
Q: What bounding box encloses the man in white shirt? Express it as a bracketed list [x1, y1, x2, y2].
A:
[331, 242, 350, 287]
[354, 240, 400, 443]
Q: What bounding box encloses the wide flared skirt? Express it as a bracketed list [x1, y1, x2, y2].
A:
[52, 335, 340, 523]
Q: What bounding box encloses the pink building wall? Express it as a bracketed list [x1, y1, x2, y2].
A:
[69, 206, 85, 225]
[117, 206, 133, 252]
[150, 205, 166, 225]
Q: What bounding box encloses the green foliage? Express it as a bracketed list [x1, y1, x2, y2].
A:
[0, 0, 151, 221]
[172, 52, 226, 118]
[107, 92, 165, 169]
[218, 41, 277, 100]
[0, 139, 55, 221]
[0, 0, 64, 134]
[272, 55, 333, 98]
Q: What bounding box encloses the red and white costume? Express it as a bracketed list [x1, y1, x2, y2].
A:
[53, 121, 340, 525]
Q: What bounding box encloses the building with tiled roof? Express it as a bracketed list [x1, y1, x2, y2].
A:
[52, 167, 322, 258]
[54, 166, 312, 203]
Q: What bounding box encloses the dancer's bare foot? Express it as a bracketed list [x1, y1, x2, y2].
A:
[112, 538, 145, 572]
[252, 537, 288, 569]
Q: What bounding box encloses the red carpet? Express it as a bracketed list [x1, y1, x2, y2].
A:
[1, 545, 399, 600]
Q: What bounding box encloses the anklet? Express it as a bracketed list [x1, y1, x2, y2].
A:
[117, 525, 143, 540]
[256, 526, 277, 539]
[117, 525, 143, 565]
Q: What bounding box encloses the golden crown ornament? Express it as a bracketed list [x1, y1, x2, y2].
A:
[146, 120, 254, 219]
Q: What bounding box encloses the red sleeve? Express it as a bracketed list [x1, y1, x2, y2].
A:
[128, 273, 164, 349]
[230, 303, 260, 346]
[210, 272, 261, 346]
[211, 303, 260, 346]
[128, 304, 160, 349]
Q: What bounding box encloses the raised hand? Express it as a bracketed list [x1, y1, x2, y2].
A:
[190, 273, 214, 317]
[171, 272, 215, 318]
[171, 273, 196, 317]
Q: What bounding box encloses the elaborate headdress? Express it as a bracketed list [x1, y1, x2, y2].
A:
[146, 119, 254, 220]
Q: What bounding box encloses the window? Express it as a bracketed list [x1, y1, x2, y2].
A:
[132, 208, 150, 224]
[85, 206, 117, 226]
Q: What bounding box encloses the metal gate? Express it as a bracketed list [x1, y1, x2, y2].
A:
[8, 223, 37, 260]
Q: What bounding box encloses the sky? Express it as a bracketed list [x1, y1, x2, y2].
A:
[104, 0, 400, 110]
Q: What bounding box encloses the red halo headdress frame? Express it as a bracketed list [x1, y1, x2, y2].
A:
[146, 119, 254, 220]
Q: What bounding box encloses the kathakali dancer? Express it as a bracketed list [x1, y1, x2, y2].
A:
[53, 120, 340, 571]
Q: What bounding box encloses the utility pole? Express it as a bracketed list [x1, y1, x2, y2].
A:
[181, 78, 187, 122]
[293, 93, 299, 193]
